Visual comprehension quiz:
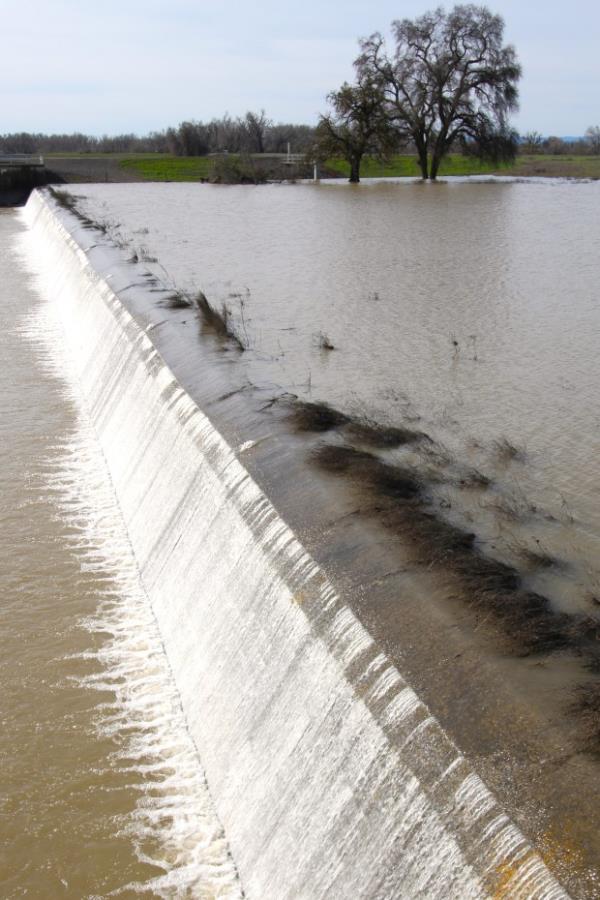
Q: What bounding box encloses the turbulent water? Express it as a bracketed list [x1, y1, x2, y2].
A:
[0, 208, 240, 898]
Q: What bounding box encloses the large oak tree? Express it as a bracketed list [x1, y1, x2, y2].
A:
[355, 5, 521, 180]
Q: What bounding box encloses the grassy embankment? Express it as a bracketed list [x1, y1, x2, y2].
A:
[323, 154, 600, 178]
[120, 155, 213, 181]
[118, 153, 600, 181]
[326, 155, 502, 177]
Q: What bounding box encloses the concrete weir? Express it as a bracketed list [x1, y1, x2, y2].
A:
[22, 189, 570, 899]
[0, 155, 47, 205]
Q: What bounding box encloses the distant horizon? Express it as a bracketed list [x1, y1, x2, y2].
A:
[2, 0, 599, 136]
[0, 128, 594, 144]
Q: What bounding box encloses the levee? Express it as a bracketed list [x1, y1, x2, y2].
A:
[22, 189, 569, 899]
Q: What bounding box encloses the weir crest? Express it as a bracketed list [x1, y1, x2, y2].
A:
[22, 189, 570, 899]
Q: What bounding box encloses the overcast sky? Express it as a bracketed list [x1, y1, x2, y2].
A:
[1, 0, 598, 136]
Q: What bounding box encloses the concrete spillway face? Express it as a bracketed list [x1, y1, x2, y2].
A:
[22, 189, 570, 900]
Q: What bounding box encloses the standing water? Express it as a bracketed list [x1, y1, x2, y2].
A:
[73, 179, 600, 619]
[0, 207, 240, 897]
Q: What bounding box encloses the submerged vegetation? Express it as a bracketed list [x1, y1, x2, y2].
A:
[287, 400, 426, 448]
[313, 444, 421, 500]
[493, 436, 526, 463]
[48, 187, 108, 232]
[573, 683, 600, 754]
[46, 182, 600, 755]
[518, 544, 563, 570]
[311, 429, 600, 659]
[316, 332, 336, 351]
[274, 394, 600, 750]
[47, 188, 248, 352]
[196, 291, 247, 350]
[162, 292, 194, 309]
[290, 401, 350, 433]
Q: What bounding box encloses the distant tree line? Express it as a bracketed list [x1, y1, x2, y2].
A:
[165, 112, 315, 156]
[0, 131, 166, 154]
[0, 112, 316, 156]
[521, 127, 600, 155]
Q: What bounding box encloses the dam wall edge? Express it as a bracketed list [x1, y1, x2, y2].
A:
[22, 188, 569, 900]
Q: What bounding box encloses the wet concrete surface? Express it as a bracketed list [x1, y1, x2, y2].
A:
[47, 187, 600, 897]
[111, 291, 600, 898]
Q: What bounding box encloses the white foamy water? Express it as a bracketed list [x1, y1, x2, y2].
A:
[47, 432, 242, 900]
[16, 188, 576, 898]
[3, 213, 241, 899]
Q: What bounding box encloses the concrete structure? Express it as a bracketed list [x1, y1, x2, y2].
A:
[0, 155, 47, 205]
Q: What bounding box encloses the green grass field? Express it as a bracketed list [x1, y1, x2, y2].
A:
[326, 154, 600, 179]
[324, 154, 506, 178]
[118, 153, 503, 181]
[114, 153, 600, 182]
[120, 155, 214, 180]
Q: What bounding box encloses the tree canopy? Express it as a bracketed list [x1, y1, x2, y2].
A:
[316, 77, 394, 183]
[585, 126, 600, 154]
[322, 4, 521, 181]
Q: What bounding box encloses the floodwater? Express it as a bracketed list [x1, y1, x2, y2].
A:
[0, 208, 239, 898]
[6, 178, 600, 897]
[66, 182, 600, 897]
[77, 179, 600, 621]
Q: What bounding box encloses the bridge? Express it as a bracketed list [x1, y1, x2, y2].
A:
[0, 154, 45, 169]
[0, 155, 47, 205]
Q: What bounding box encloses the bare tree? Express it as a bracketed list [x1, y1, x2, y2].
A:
[356, 5, 521, 180]
[521, 130, 544, 154]
[585, 126, 600, 155]
[543, 135, 568, 155]
[177, 121, 210, 156]
[316, 76, 394, 183]
[266, 122, 315, 153]
[240, 110, 273, 154]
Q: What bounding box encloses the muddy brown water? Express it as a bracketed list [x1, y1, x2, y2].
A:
[0, 208, 153, 896]
[66, 178, 600, 896]
[5, 178, 600, 897]
[0, 208, 240, 898]
[76, 178, 600, 620]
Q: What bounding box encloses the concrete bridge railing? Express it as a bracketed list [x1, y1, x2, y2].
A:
[0, 155, 45, 169]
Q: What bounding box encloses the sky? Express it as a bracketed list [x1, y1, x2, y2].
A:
[0, 0, 598, 136]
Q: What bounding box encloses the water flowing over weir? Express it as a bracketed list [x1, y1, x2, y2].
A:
[22, 190, 570, 900]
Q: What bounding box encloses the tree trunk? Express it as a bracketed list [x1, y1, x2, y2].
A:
[348, 155, 361, 183]
[416, 141, 429, 179]
[430, 134, 448, 181]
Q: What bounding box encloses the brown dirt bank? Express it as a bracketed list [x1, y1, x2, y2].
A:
[499, 157, 600, 179]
